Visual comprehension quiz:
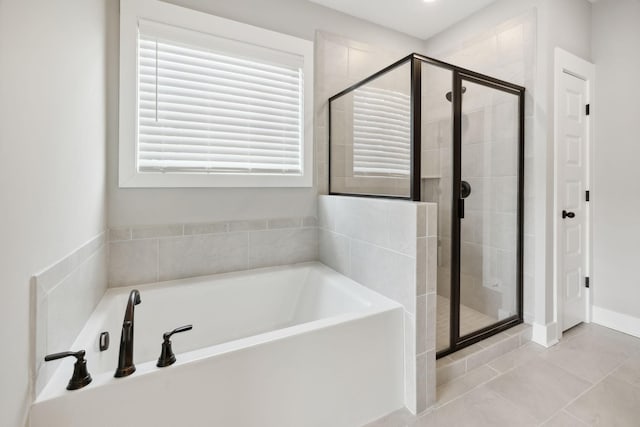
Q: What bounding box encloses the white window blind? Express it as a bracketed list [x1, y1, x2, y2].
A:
[137, 28, 304, 175]
[352, 87, 411, 176]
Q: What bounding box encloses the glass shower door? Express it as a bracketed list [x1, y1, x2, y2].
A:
[454, 74, 523, 343]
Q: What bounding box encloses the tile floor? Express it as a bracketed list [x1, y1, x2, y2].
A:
[365, 323, 640, 427]
[436, 295, 498, 352]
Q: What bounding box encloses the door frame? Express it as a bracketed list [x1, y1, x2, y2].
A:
[553, 48, 595, 337]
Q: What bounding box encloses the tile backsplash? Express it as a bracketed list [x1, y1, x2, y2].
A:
[108, 217, 319, 287]
[32, 231, 108, 396]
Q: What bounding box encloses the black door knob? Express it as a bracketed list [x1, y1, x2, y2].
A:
[562, 210, 575, 219]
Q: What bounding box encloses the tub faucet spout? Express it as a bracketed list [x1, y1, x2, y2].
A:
[114, 289, 141, 378]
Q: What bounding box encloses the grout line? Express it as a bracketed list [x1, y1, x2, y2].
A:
[46, 244, 106, 296]
[245, 231, 250, 269]
[561, 410, 590, 426]
[110, 217, 316, 241]
[35, 230, 107, 283]
[541, 355, 632, 425]
[432, 362, 501, 410]
[491, 341, 632, 426]
[535, 409, 588, 427]
[319, 228, 418, 259]
[485, 364, 501, 375]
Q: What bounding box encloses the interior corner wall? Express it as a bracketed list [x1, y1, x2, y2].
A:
[106, 0, 424, 228]
[591, 0, 640, 322]
[422, 0, 592, 341]
[0, 1, 108, 426]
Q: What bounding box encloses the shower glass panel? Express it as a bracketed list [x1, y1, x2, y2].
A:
[328, 54, 525, 358]
[458, 80, 520, 338]
[330, 62, 412, 198]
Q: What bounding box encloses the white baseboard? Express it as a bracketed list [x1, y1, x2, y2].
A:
[592, 306, 640, 339]
[531, 321, 559, 347]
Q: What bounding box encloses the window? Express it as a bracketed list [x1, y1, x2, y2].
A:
[119, 0, 313, 187]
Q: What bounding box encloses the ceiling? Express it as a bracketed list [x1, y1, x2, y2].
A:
[307, 0, 500, 40]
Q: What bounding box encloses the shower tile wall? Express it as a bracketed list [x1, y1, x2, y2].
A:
[421, 13, 535, 345]
[318, 195, 437, 414]
[424, 12, 536, 323]
[315, 31, 412, 195]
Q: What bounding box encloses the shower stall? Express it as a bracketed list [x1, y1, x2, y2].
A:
[328, 53, 525, 357]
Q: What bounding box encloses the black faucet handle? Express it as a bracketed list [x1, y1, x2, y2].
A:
[45, 349, 86, 362]
[163, 324, 193, 341]
[44, 350, 92, 390]
[157, 325, 193, 368]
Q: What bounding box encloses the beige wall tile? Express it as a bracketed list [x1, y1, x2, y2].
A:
[184, 222, 228, 235]
[318, 229, 350, 276]
[131, 224, 183, 239]
[108, 239, 158, 286]
[249, 228, 317, 269]
[351, 239, 416, 313]
[268, 217, 303, 229]
[158, 233, 248, 281]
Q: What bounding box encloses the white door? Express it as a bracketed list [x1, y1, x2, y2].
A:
[557, 70, 589, 331]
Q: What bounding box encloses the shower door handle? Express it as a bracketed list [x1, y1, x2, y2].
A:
[562, 210, 575, 219]
[458, 181, 470, 219]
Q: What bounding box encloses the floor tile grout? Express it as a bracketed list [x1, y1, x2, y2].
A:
[365, 323, 640, 427]
[541, 352, 632, 426]
[431, 365, 501, 410]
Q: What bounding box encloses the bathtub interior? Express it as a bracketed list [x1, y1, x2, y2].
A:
[42, 263, 397, 391]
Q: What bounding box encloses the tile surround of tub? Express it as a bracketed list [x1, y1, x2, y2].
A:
[318, 195, 437, 413]
[108, 217, 318, 287]
[31, 231, 108, 397]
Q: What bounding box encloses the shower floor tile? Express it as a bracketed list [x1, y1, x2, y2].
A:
[436, 295, 497, 352]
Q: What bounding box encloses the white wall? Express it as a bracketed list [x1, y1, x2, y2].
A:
[0, 0, 108, 426]
[107, 0, 424, 227]
[423, 0, 592, 342]
[591, 0, 640, 320]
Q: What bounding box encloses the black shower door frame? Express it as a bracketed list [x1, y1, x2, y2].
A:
[441, 69, 526, 358]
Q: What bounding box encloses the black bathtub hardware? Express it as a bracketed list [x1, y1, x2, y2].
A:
[157, 325, 193, 368]
[562, 210, 576, 219]
[44, 350, 92, 390]
[114, 289, 141, 378]
[99, 331, 109, 351]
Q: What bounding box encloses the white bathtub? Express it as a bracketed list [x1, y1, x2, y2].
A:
[31, 262, 404, 427]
